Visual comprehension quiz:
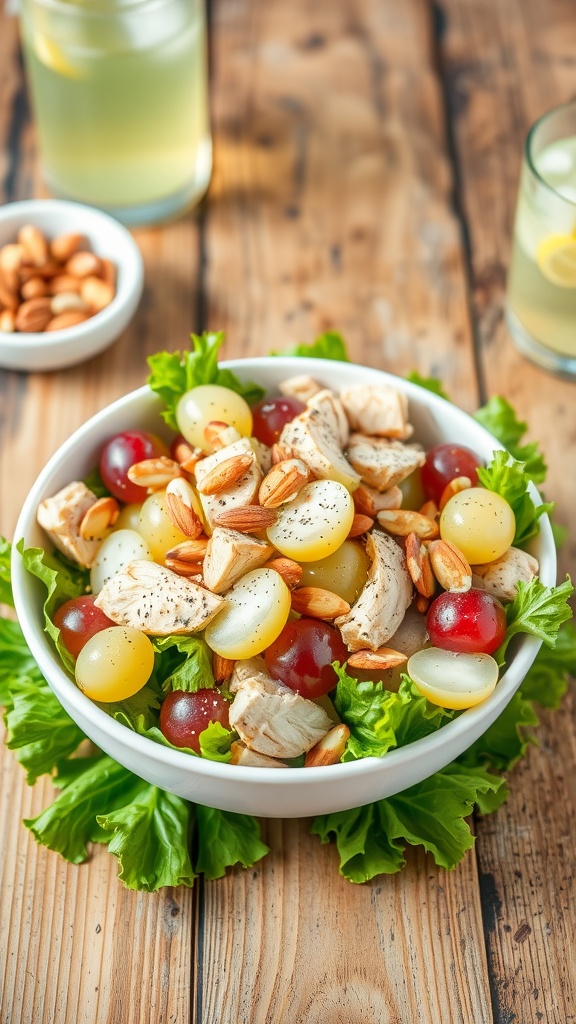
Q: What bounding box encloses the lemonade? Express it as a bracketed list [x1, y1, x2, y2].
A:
[20, 0, 211, 225]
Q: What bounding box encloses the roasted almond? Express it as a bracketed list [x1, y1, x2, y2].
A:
[377, 508, 440, 540]
[259, 459, 309, 508]
[165, 537, 209, 563]
[163, 557, 204, 579]
[290, 586, 350, 621]
[37, 260, 62, 280]
[100, 258, 117, 290]
[304, 724, 350, 767]
[50, 291, 88, 315]
[414, 594, 430, 614]
[213, 506, 278, 532]
[270, 442, 294, 464]
[203, 420, 242, 451]
[45, 310, 91, 331]
[263, 556, 303, 589]
[127, 456, 182, 490]
[213, 654, 236, 683]
[0, 272, 19, 311]
[405, 533, 435, 598]
[347, 647, 408, 670]
[196, 453, 254, 496]
[428, 538, 472, 593]
[352, 484, 376, 516]
[418, 499, 439, 521]
[79, 496, 120, 540]
[439, 476, 472, 512]
[15, 297, 53, 332]
[21, 275, 49, 300]
[165, 478, 204, 538]
[81, 275, 115, 312]
[172, 437, 204, 473]
[49, 232, 86, 263]
[347, 513, 374, 538]
[18, 224, 49, 267]
[0, 310, 15, 333]
[0, 243, 27, 271]
[49, 274, 82, 295]
[66, 251, 103, 279]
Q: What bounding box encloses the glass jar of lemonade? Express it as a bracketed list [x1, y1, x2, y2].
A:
[506, 100, 576, 376]
[20, 0, 212, 226]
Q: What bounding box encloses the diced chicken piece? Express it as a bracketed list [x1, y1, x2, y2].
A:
[202, 528, 274, 594]
[307, 389, 350, 446]
[230, 741, 289, 768]
[356, 483, 403, 514]
[194, 437, 261, 532]
[280, 390, 360, 491]
[346, 434, 425, 491]
[340, 384, 413, 440]
[473, 546, 539, 603]
[250, 437, 273, 475]
[37, 481, 101, 568]
[279, 374, 324, 404]
[228, 659, 332, 758]
[335, 530, 413, 651]
[94, 559, 224, 635]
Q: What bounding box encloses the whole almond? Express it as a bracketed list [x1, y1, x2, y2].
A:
[0, 272, 19, 311]
[165, 538, 209, 563]
[18, 224, 48, 267]
[1, 267, 20, 296]
[165, 478, 204, 538]
[172, 437, 204, 473]
[79, 496, 120, 540]
[304, 724, 350, 767]
[203, 420, 242, 451]
[418, 499, 439, 521]
[377, 509, 440, 540]
[414, 594, 430, 614]
[213, 654, 235, 683]
[353, 484, 403, 515]
[439, 476, 472, 512]
[49, 274, 82, 295]
[0, 310, 16, 333]
[259, 459, 309, 508]
[100, 258, 117, 290]
[197, 453, 254, 495]
[290, 586, 350, 621]
[263, 556, 303, 589]
[66, 251, 103, 279]
[0, 243, 27, 271]
[127, 456, 182, 490]
[45, 310, 91, 331]
[37, 260, 62, 280]
[428, 538, 472, 593]
[21, 275, 49, 300]
[347, 647, 408, 670]
[15, 297, 52, 332]
[270, 442, 295, 465]
[50, 233, 86, 263]
[405, 533, 435, 598]
[352, 485, 376, 516]
[347, 513, 374, 538]
[50, 291, 88, 315]
[163, 556, 204, 579]
[213, 506, 278, 532]
[81, 275, 115, 312]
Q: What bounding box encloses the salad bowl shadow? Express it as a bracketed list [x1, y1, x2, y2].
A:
[11, 357, 556, 818]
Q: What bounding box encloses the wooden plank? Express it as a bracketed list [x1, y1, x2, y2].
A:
[440, 1, 576, 1020]
[196, 1, 492, 1020]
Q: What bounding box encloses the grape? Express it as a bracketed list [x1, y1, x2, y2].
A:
[75, 626, 154, 702]
[299, 540, 369, 605]
[53, 596, 114, 659]
[426, 589, 506, 655]
[138, 490, 190, 561]
[407, 647, 499, 709]
[159, 689, 230, 754]
[100, 431, 169, 504]
[399, 470, 425, 511]
[421, 444, 483, 505]
[440, 488, 515, 563]
[113, 502, 143, 532]
[251, 396, 306, 446]
[90, 529, 153, 594]
[205, 568, 291, 659]
[267, 479, 355, 561]
[265, 617, 348, 698]
[176, 384, 253, 452]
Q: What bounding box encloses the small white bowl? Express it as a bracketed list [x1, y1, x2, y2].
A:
[11, 358, 556, 817]
[0, 199, 144, 372]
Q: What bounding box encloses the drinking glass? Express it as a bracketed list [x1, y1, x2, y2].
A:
[506, 100, 576, 377]
[19, 0, 212, 226]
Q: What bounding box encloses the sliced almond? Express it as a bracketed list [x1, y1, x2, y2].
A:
[270, 442, 295, 464]
[405, 533, 436, 598]
[291, 586, 350, 621]
[419, 499, 439, 521]
[0, 310, 16, 333]
[127, 456, 182, 490]
[213, 654, 236, 683]
[213, 505, 278, 532]
[18, 224, 48, 267]
[165, 478, 204, 538]
[439, 476, 472, 512]
[165, 537, 209, 563]
[21, 276, 49, 300]
[50, 291, 88, 315]
[66, 251, 103, 279]
[49, 233, 86, 263]
[377, 508, 440, 540]
[196, 453, 254, 496]
[347, 647, 408, 670]
[81, 275, 115, 312]
[203, 420, 242, 451]
[428, 538, 472, 593]
[347, 513, 374, 538]
[263, 556, 303, 589]
[15, 297, 52, 332]
[45, 310, 91, 331]
[259, 459, 309, 508]
[414, 594, 430, 615]
[304, 724, 350, 767]
[79, 496, 120, 540]
[172, 438, 204, 473]
[49, 274, 82, 295]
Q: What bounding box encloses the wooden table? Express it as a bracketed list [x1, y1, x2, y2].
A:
[1, 2, 575, 1021]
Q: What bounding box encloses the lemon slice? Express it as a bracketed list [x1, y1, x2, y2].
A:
[34, 33, 83, 79]
[536, 233, 576, 288]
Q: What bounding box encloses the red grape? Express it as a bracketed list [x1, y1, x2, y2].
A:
[426, 589, 506, 655]
[100, 430, 169, 503]
[265, 617, 348, 698]
[251, 396, 306, 446]
[159, 689, 230, 753]
[53, 596, 115, 659]
[421, 444, 483, 505]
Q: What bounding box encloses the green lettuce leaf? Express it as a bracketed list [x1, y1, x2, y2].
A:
[0, 617, 38, 707]
[519, 620, 576, 708]
[83, 465, 111, 498]
[474, 396, 547, 484]
[477, 451, 554, 546]
[458, 692, 539, 773]
[147, 331, 265, 431]
[406, 372, 450, 402]
[4, 671, 85, 784]
[498, 576, 574, 662]
[18, 541, 90, 674]
[271, 330, 349, 362]
[199, 721, 234, 763]
[194, 805, 269, 879]
[152, 635, 215, 692]
[96, 682, 163, 733]
[0, 536, 13, 608]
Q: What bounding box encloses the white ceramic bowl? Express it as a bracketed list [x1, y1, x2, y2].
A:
[0, 199, 144, 372]
[11, 358, 556, 817]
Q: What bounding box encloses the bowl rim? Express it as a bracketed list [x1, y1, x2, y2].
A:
[0, 198, 144, 349]
[11, 356, 557, 786]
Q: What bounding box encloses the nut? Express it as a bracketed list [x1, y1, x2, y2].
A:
[50, 291, 88, 315]
[49, 274, 82, 295]
[127, 456, 182, 490]
[79, 496, 120, 540]
[15, 297, 53, 332]
[428, 538, 472, 593]
[163, 557, 204, 579]
[347, 513, 374, 538]
[81, 275, 115, 312]
[405, 533, 435, 598]
[101, 258, 117, 290]
[352, 485, 376, 516]
[0, 243, 27, 271]
[203, 421, 242, 451]
[304, 724, 350, 767]
[259, 459, 309, 507]
[439, 476, 472, 512]
[213, 654, 235, 683]
[165, 538, 209, 563]
[0, 272, 19, 311]
[263, 556, 303, 589]
[414, 594, 430, 614]
[165, 478, 204, 538]
[18, 224, 49, 267]
[270, 442, 295, 464]
[49, 233, 86, 263]
[0, 310, 16, 333]
[66, 251, 103, 279]
[21, 276, 49, 300]
[418, 499, 439, 521]
[290, 586, 350, 621]
[172, 438, 204, 473]
[213, 506, 278, 532]
[377, 509, 440, 540]
[196, 453, 254, 496]
[45, 310, 91, 331]
[347, 647, 408, 670]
